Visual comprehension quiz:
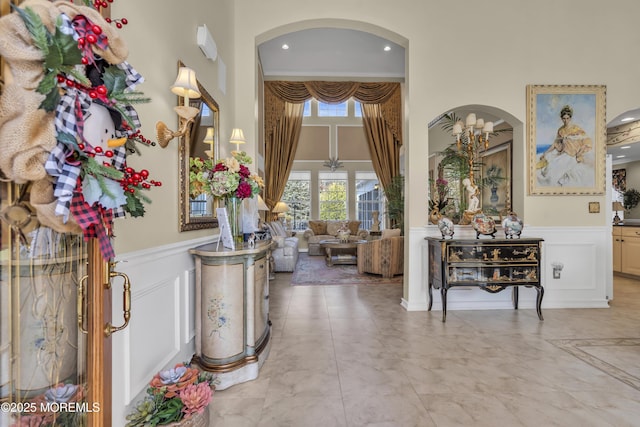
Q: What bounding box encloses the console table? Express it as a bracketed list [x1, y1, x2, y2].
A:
[425, 237, 544, 322]
[189, 240, 273, 390]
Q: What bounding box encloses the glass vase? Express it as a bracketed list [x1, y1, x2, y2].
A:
[226, 196, 244, 246]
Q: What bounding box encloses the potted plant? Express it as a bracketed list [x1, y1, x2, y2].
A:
[386, 175, 404, 232]
[126, 363, 217, 426]
[623, 188, 640, 212]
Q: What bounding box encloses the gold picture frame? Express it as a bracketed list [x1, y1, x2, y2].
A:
[527, 84, 606, 195]
[480, 141, 512, 220]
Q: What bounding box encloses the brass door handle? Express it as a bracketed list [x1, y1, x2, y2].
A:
[104, 270, 131, 337]
[78, 275, 88, 334]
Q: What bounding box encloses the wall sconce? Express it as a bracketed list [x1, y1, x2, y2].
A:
[229, 128, 246, 152]
[552, 262, 564, 279]
[156, 66, 201, 148]
[203, 127, 214, 158]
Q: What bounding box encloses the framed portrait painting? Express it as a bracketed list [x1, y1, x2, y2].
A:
[527, 85, 606, 195]
[480, 141, 512, 220]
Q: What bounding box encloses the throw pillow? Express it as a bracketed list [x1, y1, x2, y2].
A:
[381, 228, 401, 239]
[273, 235, 285, 247]
[326, 220, 342, 236]
[347, 220, 361, 235]
[308, 220, 327, 235]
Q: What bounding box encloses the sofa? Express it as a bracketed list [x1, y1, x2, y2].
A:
[265, 221, 299, 272]
[303, 220, 369, 255]
[357, 229, 403, 278]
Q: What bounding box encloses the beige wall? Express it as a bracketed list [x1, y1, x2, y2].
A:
[112, 0, 640, 250]
[111, 0, 235, 253]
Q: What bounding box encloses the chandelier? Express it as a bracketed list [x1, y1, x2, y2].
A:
[451, 113, 494, 185]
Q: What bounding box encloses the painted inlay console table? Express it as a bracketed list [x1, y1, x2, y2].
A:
[189, 240, 273, 389]
[425, 237, 544, 322]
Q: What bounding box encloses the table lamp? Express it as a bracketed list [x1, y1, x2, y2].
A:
[612, 201, 624, 224]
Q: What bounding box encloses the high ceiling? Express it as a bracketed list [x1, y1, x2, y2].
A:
[257, 28, 640, 164]
[257, 28, 405, 80]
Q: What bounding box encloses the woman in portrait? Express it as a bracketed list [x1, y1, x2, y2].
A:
[537, 104, 594, 187]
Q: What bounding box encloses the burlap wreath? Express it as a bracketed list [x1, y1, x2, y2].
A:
[0, 0, 129, 233]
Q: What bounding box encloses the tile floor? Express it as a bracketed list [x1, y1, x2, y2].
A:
[210, 272, 640, 427]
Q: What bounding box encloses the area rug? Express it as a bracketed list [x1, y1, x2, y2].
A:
[290, 253, 403, 286]
[549, 338, 640, 391]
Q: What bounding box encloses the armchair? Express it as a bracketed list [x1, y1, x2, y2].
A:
[265, 221, 299, 272]
[357, 235, 404, 279]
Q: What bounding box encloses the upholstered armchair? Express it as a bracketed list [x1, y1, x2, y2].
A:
[265, 221, 299, 272]
[357, 234, 404, 279]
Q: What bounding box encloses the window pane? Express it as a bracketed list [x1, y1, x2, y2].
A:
[282, 172, 311, 230]
[356, 173, 384, 230]
[354, 101, 362, 117]
[319, 178, 347, 220]
[303, 99, 311, 117]
[318, 101, 347, 117]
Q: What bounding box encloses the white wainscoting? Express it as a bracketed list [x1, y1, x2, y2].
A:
[111, 235, 214, 426]
[402, 224, 611, 312]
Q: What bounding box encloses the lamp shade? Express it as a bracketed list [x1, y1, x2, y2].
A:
[202, 127, 214, 144]
[171, 67, 201, 99]
[273, 201, 289, 213]
[229, 128, 246, 145]
[613, 201, 625, 211]
[257, 195, 269, 211]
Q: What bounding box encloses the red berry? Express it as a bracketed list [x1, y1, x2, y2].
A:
[78, 143, 85, 150]
[105, 151, 113, 158]
[155, 182, 162, 187]
[92, 25, 102, 35]
[94, 146, 103, 154]
[121, 18, 128, 25]
[57, 75, 65, 83]
[65, 78, 75, 87]
[129, 188, 135, 193]
[96, 85, 107, 95]
[86, 34, 97, 44]
[105, 18, 112, 23]
[88, 90, 97, 99]
[101, 1, 108, 7]
[81, 57, 89, 65]
[125, 167, 133, 174]
[78, 37, 85, 47]
[116, 22, 122, 29]
[140, 169, 149, 178]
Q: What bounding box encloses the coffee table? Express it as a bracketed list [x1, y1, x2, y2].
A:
[319, 239, 367, 266]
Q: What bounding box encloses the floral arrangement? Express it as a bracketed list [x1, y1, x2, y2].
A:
[190, 151, 263, 200]
[9, 383, 85, 426]
[126, 363, 217, 426]
[429, 177, 450, 213]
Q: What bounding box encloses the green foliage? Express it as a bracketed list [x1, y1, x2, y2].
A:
[623, 188, 640, 211]
[282, 180, 311, 226]
[319, 181, 347, 220]
[386, 175, 404, 231]
[125, 191, 147, 217]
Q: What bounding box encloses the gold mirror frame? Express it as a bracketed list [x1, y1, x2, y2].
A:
[178, 61, 220, 231]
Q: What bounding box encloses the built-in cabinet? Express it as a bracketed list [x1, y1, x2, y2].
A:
[613, 226, 640, 277]
[189, 241, 272, 390]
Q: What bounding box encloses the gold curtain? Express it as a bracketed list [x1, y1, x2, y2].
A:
[264, 102, 304, 211]
[263, 81, 403, 209]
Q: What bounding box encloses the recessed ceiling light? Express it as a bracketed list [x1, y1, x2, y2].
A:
[383, 45, 391, 52]
[621, 117, 635, 122]
[281, 44, 289, 50]
[621, 146, 630, 149]
[617, 155, 626, 158]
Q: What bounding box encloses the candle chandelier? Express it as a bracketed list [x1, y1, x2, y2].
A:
[451, 113, 494, 185]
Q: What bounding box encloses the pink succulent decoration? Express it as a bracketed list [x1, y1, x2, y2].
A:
[180, 382, 214, 418]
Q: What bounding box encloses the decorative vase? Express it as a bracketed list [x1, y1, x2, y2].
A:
[437, 216, 455, 239]
[166, 406, 210, 427]
[502, 212, 524, 239]
[226, 196, 244, 245]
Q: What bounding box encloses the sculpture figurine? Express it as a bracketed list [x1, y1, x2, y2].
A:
[371, 211, 380, 231]
[438, 216, 455, 239]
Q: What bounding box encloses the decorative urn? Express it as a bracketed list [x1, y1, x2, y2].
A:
[437, 217, 455, 239]
[472, 213, 496, 239]
[502, 212, 524, 239]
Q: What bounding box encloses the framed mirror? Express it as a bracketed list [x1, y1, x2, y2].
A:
[178, 61, 220, 231]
